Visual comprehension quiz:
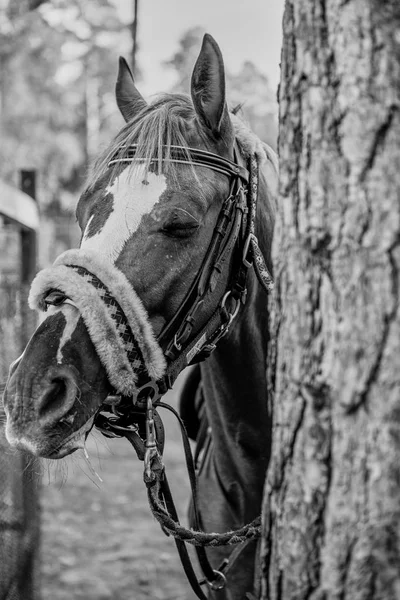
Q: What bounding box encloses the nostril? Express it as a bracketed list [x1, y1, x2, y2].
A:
[38, 378, 64, 417]
[38, 375, 77, 423]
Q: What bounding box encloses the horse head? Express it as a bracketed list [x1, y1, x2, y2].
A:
[3, 34, 276, 459]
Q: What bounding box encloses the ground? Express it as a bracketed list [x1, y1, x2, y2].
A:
[41, 388, 198, 600]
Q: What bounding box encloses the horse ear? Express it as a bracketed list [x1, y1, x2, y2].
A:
[116, 57, 147, 122]
[191, 34, 229, 136]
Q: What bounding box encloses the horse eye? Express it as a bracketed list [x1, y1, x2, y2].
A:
[45, 291, 67, 308]
[160, 221, 199, 239]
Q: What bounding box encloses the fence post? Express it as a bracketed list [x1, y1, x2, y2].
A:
[19, 169, 37, 345]
[18, 169, 41, 600]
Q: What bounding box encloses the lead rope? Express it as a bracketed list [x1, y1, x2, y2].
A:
[142, 399, 219, 598]
[157, 401, 217, 586]
[142, 399, 261, 599]
[158, 401, 258, 593]
[147, 479, 261, 547]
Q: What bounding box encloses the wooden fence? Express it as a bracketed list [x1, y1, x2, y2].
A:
[0, 172, 41, 600]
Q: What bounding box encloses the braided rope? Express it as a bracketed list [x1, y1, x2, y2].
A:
[248, 155, 274, 293]
[147, 477, 261, 547]
[69, 266, 148, 379]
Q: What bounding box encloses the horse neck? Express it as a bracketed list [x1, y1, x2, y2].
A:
[199, 165, 274, 487]
[199, 268, 271, 497]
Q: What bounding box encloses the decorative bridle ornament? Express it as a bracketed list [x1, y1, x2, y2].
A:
[28, 142, 274, 599]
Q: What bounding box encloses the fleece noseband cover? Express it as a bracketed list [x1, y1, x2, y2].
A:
[28, 249, 166, 396]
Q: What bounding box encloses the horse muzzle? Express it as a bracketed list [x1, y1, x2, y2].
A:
[3, 363, 97, 458]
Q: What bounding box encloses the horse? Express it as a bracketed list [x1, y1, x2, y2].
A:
[3, 34, 278, 599]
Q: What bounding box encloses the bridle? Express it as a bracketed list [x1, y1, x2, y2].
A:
[106, 142, 273, 390]
[85, 141, 273, 598]
[90, 141, 274, 599]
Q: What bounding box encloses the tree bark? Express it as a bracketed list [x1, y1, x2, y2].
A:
[261, 1, 400, 598]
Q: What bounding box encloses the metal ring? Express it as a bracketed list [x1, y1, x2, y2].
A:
[242, 232, 257, 268]
[221, 291, 240, 321]
[132, 381, 160, 406]
[208, 570, 227, 591]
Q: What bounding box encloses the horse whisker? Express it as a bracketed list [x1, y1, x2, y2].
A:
[83, 442, 103, 483]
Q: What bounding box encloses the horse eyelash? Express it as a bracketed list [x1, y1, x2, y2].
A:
[173, 207, 200, 224]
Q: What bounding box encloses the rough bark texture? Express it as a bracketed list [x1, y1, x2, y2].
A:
[261, 1, 400, 598]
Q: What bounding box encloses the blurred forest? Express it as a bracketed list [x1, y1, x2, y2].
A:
[0, 0, 278, 268]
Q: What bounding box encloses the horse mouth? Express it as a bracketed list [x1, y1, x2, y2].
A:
[46, 414, 96, 459]
[47, 442, 82, 459]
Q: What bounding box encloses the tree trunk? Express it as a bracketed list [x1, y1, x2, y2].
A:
[131, 0, 139, 77]
[84, 55, 100, 166]
[261, 1, 400, 598]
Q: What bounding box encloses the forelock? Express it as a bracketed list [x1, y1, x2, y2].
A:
[85, 94, 200, 192]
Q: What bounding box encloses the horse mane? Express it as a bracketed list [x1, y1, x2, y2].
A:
[231, 112, 278, 170]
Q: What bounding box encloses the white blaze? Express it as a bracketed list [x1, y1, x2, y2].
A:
[81, 166, 167, 262]
[46, 304, 81, 364]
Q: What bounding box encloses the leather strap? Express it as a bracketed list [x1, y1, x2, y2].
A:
[157, 146, 250, 374]
[158, 183, 246, 361]
[108, 144, 249, 183]
[158, 402, 218, 587]
[160, 475, 209, 600]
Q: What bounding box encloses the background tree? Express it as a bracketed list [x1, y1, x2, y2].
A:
[5, 0, 49, 18]
[261, 1, 400, 598]
[0, 0, 129, 263]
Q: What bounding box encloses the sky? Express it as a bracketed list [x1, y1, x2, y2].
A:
[110, 0, 285, 97]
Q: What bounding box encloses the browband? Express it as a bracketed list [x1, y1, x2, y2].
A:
[108, 144, 249, 183]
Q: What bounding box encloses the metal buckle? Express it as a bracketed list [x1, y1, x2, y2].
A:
[202, 291, 241, 351]
[143, 396, 164, 483]
[242, 233, 257, 268]
[236, 186, 248, 214]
